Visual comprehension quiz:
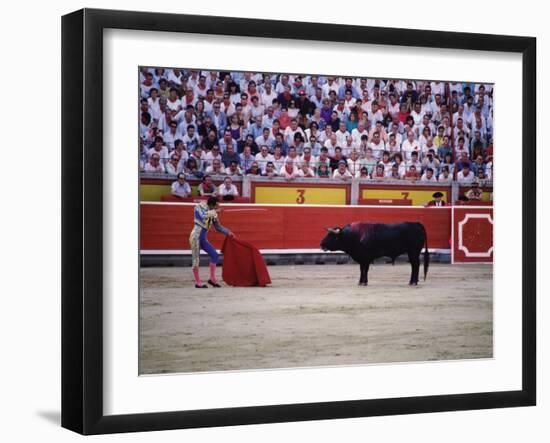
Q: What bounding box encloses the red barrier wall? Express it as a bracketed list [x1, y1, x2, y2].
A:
[140, 203, 452, 251]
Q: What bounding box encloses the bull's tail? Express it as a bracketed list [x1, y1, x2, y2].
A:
[422, 223, 429, 281]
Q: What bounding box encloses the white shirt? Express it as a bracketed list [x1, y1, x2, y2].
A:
[144, 162, 165, 173]
[323, 139, 338, 157]
[347, 158, 364, 175]
[351, 128, 369, 144]
[166, 97, 182, 111]
[401, 139, 421, 161]
[284, 127, 306, 145]
[147, 97, 161, 115]
[255, 153, 275, 172]
[296, 168, 315, 177]
[205, 165, 226, 175]
[420, 173, 438, 183]
[410, 110, 423, 126]
[355, 170, 371, 179]
[387, 101, 400, 116]
[218, 184, 239, 197]
[166, 70, 184, 86]
[335, 129, 350, 146]
[279, 165, 299, 178]
[333, 169, 353, 179]
[369, 109, 384, 126]
[261, 90, 277, 107]
[171, 181, 191, 196]
[220, 102, 236, 116]
[321, 81, 339, 98]
[368, 141, 386, 159]
[297, 154, 316, 167]
[406, 160, 422, 170]
[204, 151, 222, 168]
[457, 170, 475, 184]
[147, 146, 169, 161]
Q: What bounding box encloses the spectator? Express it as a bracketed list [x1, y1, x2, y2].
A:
[401, 130, 420, 161]
[165, 153, 180, 175]
[221, 144, 240, 168]
[205, 158, 226, 175]
[368, 131, 386, 159]
[471, 155, 486, 176]
[246, 161, 262, 176]
[422, 150, 440, 174]
[356, 166, 371, 179]
[392, 153, 406, 177]
[218, 176, 239, 200]
[163, 120, 183, 149]
[438, 166, 453, 183]
[347, 150, 363, 176]
[139, 138, 147, 171]
[317, 163, 331, 178]
[139, 68, 495, 190]
[202, 129, 219, 151]
[255, 145, 274, 173]
[226, 160, 243, 177]
[198, 175, 217, 196]
[373, 164, 386, 180]
[280, 158, 299, 179]
[219, 129, 238, 153]
[242, 134, 260, 156]
[148, 136, 170, 164]
[333, 160, 353, 180]
[255, 126, 275, 149]
[249, 115, 265, 141]
[457, 162, 475, 184]
[298, 146, 315, 168]
[144, 153, 165, 173]
[186, 157, 204, 179]
[405, 165, 420, 181]
[386, 163, 402, 180]
[228, 114, 244, 146]
[171, 173, 191, 198]
[297, 162, 315, 178]
[465, 180, 483, 201]
[420, 167, 437, 183]
[441, 153, 455, 176]
[204, 144, 222, 169]
[262, 161, 278, 178]
[207, 100, 227, 135]
[379, 151, 393, 174]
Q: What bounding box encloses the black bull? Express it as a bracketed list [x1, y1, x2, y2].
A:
[320, 221, 429, 286]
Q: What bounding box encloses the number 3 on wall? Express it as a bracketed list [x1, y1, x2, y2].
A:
[296, 189, 306, 204]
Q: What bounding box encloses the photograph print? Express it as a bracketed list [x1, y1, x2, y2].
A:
[138, 67, 494, 375]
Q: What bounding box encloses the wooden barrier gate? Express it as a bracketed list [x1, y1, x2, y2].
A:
[452, 206, 494, 263]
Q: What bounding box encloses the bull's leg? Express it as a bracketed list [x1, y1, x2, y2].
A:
[408, 253, 420, 285]
[359, 263, 367, 285]
[362, 262, 370, 286]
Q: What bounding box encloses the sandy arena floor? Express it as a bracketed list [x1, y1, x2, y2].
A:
[139, 263, 492, 374]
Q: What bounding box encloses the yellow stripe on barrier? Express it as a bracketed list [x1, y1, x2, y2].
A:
[255, 186, 347, 205]
[361, 188, 446, 206]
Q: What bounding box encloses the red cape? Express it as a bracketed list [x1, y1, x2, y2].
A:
[221, 237, 271, 287]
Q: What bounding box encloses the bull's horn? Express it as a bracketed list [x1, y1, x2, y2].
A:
[325, 227, 341, 234]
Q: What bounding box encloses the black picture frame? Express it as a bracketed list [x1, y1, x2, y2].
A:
[62, 8, 536, 435]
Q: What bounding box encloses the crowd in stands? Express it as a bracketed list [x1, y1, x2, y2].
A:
[139, 67, 494, 184]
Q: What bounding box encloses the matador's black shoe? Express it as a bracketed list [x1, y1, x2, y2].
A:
[195, 284, 208, 289]
[208, 279, 222, 288]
